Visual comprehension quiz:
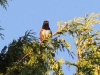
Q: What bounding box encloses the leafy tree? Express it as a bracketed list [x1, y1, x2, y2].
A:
[64, 13, 100, 75]
[0, 13, 100, 75]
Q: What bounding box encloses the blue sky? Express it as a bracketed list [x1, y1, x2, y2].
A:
[0, 0, 100, 75]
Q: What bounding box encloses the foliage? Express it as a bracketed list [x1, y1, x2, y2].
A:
[0, 0, 8, 9]
[0, 26, 4, 39]
[0, 13, 100, 75]
[57, 13, 100, 75]
[0, 30, 72, 75]
[68, 13, 100, 75]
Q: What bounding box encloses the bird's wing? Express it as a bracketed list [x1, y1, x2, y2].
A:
[40, 29, 44, 42]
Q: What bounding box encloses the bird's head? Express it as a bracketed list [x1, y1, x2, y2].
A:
[42, 20, 50, 30]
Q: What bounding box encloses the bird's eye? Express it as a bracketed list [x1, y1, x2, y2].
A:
[45, 21, 48, 23]
[44, 21, 49, 24]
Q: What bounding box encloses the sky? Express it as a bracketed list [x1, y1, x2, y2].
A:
[0, 0, 100, 75]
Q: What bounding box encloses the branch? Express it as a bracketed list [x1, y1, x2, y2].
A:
[65, 61, 78, 67]
[52, 23, 68, 36]
[19, 52, 32, 63]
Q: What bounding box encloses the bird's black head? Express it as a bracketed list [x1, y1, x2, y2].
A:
[42, 20, 50, 30]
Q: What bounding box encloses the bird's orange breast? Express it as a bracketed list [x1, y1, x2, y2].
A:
[40, 29, 52, 42]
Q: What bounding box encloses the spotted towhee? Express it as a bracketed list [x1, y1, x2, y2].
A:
[40, 20, 52, 43]
[40, 20, 55, 57]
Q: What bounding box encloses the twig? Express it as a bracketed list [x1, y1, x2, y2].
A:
[52, 23, 68, 36]
[19, 52, 32, 63]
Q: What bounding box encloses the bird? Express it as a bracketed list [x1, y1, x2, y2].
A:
[40, 20, 55, 57]
[40, 20, 52, 43]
